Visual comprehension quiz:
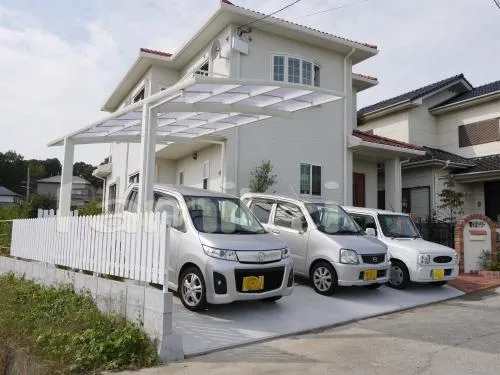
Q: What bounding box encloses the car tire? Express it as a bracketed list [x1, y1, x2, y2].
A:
[262, 296, 282, 303]
[389, 260, 411, 290]
[429, 281, 447, 287]
[179, 267, 207, 311]
[310, 261, 338, 296]
[364, 283, 382, 289]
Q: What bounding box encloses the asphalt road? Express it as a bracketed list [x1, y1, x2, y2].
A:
[121, 287, 500, 375]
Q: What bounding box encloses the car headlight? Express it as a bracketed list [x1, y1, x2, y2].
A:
[340, 249, 359, 264]
[202, 245, 238, 262]
[281, 247, 290, 259]
[418, 254, 431, 265]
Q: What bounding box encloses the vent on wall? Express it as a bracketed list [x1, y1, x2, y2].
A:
[458, 118, 500, 148]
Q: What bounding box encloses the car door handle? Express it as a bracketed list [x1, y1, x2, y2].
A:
[271, 229, 280, 235]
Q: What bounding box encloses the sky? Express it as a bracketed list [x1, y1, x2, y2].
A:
[0, 0, 499, 165]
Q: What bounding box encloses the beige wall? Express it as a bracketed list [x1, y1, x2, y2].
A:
[353, 158, 378, 208]
[358, 110, 410, 143]
[437, 99, 500, 158]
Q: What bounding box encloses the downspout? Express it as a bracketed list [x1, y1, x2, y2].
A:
[343, 48, 356, 204]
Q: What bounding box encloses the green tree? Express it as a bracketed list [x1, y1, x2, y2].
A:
[249, 160, 278, 193]
[79, 198, 103, 216]
[73, 161, 101, 189]
[438, 175, 465, 223]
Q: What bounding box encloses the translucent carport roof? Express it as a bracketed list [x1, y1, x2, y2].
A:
[48, 76, 344, 147]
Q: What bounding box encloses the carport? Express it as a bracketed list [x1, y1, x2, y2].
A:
[48, 76, 344, 216]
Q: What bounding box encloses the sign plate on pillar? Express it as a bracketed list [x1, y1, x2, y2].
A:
[468, 220, 487, 241]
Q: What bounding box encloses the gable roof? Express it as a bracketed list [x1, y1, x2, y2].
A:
[404, 146, 475, 168]
[37, 176, 91, 184]
[430, 79, 500, 112]
[0, 185, 22, 197]
[102, 0, 378, 112]
[352, 129, 424, 151]
[358, 74, 472, 118]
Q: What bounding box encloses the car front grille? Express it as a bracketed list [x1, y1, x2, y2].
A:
[362, 254, 386, 264]
[235, 267, 285, 293]
[434, 256, 452, 264]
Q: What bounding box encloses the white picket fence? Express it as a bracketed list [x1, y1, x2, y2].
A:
[37, 209, 79, 218]
[10, 212, 169, 284]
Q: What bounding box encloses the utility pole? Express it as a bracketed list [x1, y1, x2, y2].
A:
[26, 165, 30, 198]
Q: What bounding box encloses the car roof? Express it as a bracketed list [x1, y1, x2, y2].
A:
[241, 192, 340, 205]
[129, 183, 238, 199]
[342, 206, 409, 216]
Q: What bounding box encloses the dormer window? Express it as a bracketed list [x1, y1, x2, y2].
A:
[273, 55, 320, 87]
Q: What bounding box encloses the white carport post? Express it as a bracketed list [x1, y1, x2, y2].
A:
[58, 137, 75, 217]
[137, 103, 157, 212]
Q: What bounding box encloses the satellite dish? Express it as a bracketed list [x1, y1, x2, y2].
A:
[210, 39, 221, 60]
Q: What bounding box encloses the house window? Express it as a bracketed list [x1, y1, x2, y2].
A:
[300, 163, 321, 196]
[133, 88, 145, 103]
[273, 55, 320, 87]
[203, 161, 210, 190]
[179, 171, 184, 185]
[129, 172, 139, 184]
[195, 61, 209, 77]
[458, 118, 500, 147]
[108, 183, 117, 213]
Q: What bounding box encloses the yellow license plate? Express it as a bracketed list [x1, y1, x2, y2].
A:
[242, 276, 264, 291]
[433, 269, 444, 280]
[364, 269, 377, 281]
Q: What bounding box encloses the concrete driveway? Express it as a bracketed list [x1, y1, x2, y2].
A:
[122, 287, 500, 375]
[172, 281, 463, 356]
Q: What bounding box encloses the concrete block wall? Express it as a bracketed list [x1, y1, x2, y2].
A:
[0, 256, 183, 362]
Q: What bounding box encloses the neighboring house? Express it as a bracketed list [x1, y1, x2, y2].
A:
[357, 74, 500, 222]
[37, 176, 95, 208]
[0, 185, 23, 206]
[96, 0, 424, 213]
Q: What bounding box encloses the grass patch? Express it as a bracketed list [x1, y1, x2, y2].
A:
[0, 274, 159, 374]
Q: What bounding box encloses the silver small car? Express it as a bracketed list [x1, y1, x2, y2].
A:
[242, 193, 390, 295]
[123, 184, 293, 311]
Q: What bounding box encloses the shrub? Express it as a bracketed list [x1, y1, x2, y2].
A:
[79, 198, 102, 216]
[249, 160, 277, 193]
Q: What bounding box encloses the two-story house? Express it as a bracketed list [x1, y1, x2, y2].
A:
[357, 74, 500, 222]
[90, 0, 424, 213]
[37, 175, 95, 208]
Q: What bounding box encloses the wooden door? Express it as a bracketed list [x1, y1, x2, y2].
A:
[353, 173, 366, 207]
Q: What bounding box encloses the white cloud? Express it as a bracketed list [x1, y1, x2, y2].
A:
[1, 0, 499, 164]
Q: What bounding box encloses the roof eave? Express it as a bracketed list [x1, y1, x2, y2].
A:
[352, 75, 378, 92]
[454, 169, 500, 183]
[358, 100, 416, 122]
[402, 159, 474, 170]
[430, 91, 500, 115]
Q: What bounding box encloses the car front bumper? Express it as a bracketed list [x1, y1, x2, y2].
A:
[335, 261, 391, 286]
[203, 256, 294, 304]
[412, 264, 459, 282]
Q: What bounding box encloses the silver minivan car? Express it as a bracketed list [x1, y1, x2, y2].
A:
[124, 185, 294, 311]
[241, 193, 390, 295]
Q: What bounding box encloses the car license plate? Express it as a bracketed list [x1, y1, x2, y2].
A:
[242, 276, 264, 291]
[364, 269, 377, 281]
[432, 269, 444, 280]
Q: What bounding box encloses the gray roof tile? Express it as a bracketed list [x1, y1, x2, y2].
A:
[431, 79, 500, 110]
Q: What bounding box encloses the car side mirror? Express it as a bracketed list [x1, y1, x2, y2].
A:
[291, 217, 306, 233]
[365, 227, 376, 236]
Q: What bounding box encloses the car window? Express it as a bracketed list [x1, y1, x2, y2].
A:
[249, 199, 273, 223]
[351, 214, 377, 235]
[154, 194, 186, 232]
[274, 202, 308, 231]
[125, 190, 138, 213]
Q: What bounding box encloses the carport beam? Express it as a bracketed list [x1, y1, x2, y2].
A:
[58, 137, 75, 217]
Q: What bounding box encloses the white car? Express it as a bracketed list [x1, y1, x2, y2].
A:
[343, 207, 459, 289]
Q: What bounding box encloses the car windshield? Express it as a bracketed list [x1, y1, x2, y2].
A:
[378, 214, 421, 238]
[305, 203, 362, 235]
[184, 196, 266, 234]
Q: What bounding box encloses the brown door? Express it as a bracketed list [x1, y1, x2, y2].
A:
[353, 172, 366, 207]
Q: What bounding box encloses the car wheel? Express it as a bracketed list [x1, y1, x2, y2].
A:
[389, 260, 410, 290]
[179, 267, 207, 311]
[364, 283, 382, 289]
[429, 281, 447, 287]
[262, 296, 282, 303]
[311, 261, 338, 296]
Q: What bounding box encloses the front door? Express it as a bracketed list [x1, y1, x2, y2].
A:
[353, 172, 366, 207]
[268, 201, 309, 274]
[485, 181, 500, 222]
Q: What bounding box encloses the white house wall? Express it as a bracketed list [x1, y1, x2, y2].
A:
[353, 158, 377, 208]
[408, 105, 438, 147]
[359, 111, 410, 143]
[174, 144, 222, 191]
[437, 99, 500, 158]
[156, 159, 177, 185]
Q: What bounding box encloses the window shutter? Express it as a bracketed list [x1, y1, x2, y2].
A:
[458, 118, 500, 147]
